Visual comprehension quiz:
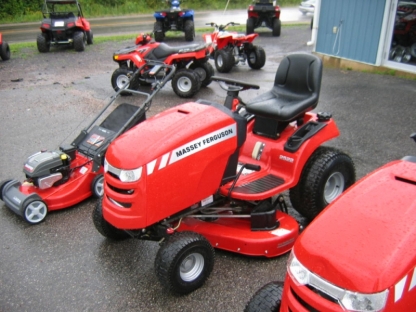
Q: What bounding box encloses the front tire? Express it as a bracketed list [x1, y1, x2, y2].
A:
[73, 31, 85, 52]
[184, 20, 195, 41]
[0, 42, 10, 60]
[155, 231, 215, 295]
[272, 18, 281, 37]
[214, 49, 234, 73]
[154, 21, 164, 42]
[244, 281, 284, 312]
[92, 198, 130, 240]
[111, 67, 140, 95]
[247, 46, 266, 70]
[37, 33, 50, 53]
[171, 68, 201, 98]
[246, 18, 255, 35]
[190, 61, 214, 87]
[289, 146, 356, 221]
[23, 198, 48, 225]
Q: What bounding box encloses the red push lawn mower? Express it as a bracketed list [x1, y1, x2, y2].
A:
[0, 33, 11, 61]
[245, 133, 416, 312]
[92, 53, 355, 295]
[112, 33, 213, 98]
[37, 0, 93, 52]
[247, 0, 281, 36]
[203, 22, 266, 73]
[0, 63, 175, 225]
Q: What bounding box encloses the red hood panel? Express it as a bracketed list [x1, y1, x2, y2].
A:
[295, 159, 416, 293]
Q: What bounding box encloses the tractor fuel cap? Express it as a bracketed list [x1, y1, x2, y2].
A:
[317, 112, 332, 121]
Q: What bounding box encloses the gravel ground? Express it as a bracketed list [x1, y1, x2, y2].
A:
[1, 25, 415, 312]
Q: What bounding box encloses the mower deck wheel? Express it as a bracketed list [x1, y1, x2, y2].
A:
[23, 199, 48, 225]
[91, 174, 104, 198]
[244, 281, 284, 312]
[155, 231, 214, 294]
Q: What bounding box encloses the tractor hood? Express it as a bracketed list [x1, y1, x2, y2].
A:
[105, 101, 240, 170]
[295, 158, 416, 293]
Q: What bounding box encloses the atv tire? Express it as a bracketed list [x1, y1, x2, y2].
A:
[0, 42, 10, 61]
[37, 33, 50, 53]
[214, 49, 234, 73]
[190, 61, 214, 87]
[111, 67, 140, 96]
[155, 231, 215, 295]
[73, 31, 85, 52]
[184, 20, 195, 42]
[91, 174, 104, 198]
[289, 146, 356, 222]
[86, 30, 94, 45]
[246, 17, 255, 35]
[92, 198, 130, 240]
[172, 68, 201, 98]
[154, 21, 164, 42]
[244, 281, 284, 312]
[247, 46, 266, 70]
[272, 18, 281, 37]
[23, 198, 48, 225]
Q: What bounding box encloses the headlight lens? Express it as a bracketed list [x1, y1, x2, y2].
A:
[119, 167, 142, 182]
[287, 252, 388, 312]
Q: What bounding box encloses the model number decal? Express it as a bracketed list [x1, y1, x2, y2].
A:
[169, 125, 236, 164]
[279, 155, 294, 163]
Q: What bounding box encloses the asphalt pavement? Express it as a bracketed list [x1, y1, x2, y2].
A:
[0, 25, 416, 312]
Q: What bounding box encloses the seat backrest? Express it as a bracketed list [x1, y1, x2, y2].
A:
[274, 53, 322, 103]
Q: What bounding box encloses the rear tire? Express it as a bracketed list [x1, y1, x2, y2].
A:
[289, 146, 356, 221]
[154, 21, 164, 42]
[184, 20, 194, 41]
[92, 198, 130, 240]
[73, 31, 85, 52]
[247, 46, 266, 70]
[0, 42, 10, 60]
[171, 68, 201, 98]
[244, 281, 284, 312]
[190, 61, 214, 87]
[86, 30, 94, 44]
[214, 49, 234, 73]
[272, 18, 281, 37]
[246, 18, 255, 35]
[111, 67, 140, 96]
[37, 33, 50, 53]
[155, 231, 215, 295]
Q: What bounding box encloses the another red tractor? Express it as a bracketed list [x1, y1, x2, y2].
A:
[0, 33, 10, 61]
[245, 133, 416, 311]
[37, 0, 93, 52]
[93, 53, 355, 295]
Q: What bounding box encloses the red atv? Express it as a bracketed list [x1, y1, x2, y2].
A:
[0, 33, 10, 61]
[203, 22, 266, 73]
[245, 133, 416, 312]
[112, 33, 213, 98]
[247, 0, 282, 36]
[37, 0, 93, 52]
[92, 53, 355, 294]
[0, 64, 175, 225]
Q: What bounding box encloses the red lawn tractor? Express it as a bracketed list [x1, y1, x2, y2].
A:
[245, 134, 416, 312]
[37, 0, 93, 52]
[93, 53, 355, 295]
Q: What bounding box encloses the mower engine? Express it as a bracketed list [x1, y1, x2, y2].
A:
[23, 150, 72, 189]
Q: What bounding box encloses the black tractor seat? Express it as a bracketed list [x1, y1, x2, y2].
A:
[152, 43, 206, 59]
[245, 53, 323, 139]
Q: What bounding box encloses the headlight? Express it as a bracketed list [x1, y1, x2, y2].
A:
[119, 167, 142, 182]
[288, 252, 388, 312]
[104, 159, 142, 182]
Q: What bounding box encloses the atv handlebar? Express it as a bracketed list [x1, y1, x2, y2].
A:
[206, 22, 240, 31]
[212, 76, 260, 92]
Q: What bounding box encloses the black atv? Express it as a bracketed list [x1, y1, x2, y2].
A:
[37, 0, 93, 53]
[247, 0, 282, 37]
